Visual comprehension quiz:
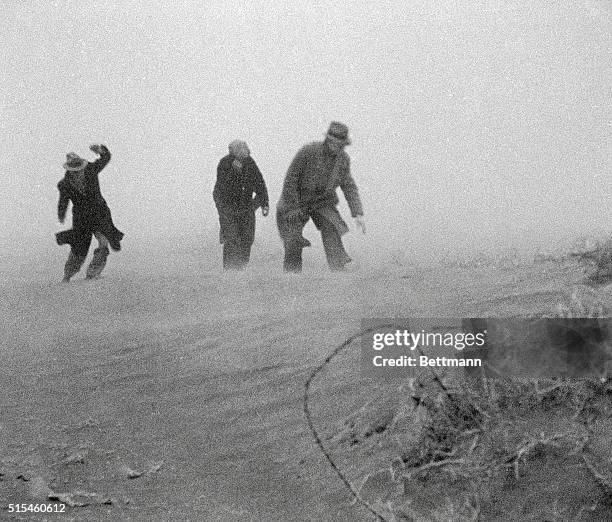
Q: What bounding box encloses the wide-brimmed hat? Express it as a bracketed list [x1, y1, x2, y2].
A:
[63, 152, 88, 172]
[325, 121, 351, 145]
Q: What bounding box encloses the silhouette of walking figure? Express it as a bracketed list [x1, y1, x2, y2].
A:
[56, 144, 124, 282]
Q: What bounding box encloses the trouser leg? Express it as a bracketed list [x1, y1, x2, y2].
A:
[95, 232, 109, 250]
[86, 232, 110, 279]
[283, 240, 304, 273]
[277, 208, 309, 273]
[63, 251, 86, 282]
[319, 221, 351, 271]
[237, 212, 255, 268]
[223, 211, 254, 270]
[222, 243, 230, 269]
[221, 212, 240, 270]
[223, 240, 247, 270]
[223, 242, 239, 269]
[225, 240, 251, 270]
[239, 242, 252, 267]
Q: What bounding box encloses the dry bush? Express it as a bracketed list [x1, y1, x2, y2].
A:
[373, 346, 612, 520]
[570, 235, 612, 284]
[344, 287, 611, 520]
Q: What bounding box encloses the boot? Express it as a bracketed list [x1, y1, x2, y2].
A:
[85, 246, 109, 279]
[63, 251, 86, 282]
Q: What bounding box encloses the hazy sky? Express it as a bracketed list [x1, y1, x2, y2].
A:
[2, 0, 610, 259]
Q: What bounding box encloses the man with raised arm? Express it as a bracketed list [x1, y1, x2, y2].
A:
[56, 144, 124, 282]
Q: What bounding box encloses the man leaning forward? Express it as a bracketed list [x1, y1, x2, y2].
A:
[276, 121, 365, 273]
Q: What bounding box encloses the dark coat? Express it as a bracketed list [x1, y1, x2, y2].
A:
[213, 155, 269, 212]
[213, 155, 268, 244]
[56, 146, 124, 256]
[276, 141, 363, 244]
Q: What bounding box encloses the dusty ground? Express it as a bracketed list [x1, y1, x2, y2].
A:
[1, 246, 610, 521]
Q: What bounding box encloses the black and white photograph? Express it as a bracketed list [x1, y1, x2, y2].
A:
[1, 1, 611, 520]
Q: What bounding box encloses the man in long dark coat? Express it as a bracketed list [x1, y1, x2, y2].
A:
[56, 144, 124, 282]
[276, 122, 365, 272]
[213, 140, 269, 270]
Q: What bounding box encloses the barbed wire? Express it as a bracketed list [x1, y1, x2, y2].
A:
[303, 325, 391, 521]
[302, 322, 464, 521]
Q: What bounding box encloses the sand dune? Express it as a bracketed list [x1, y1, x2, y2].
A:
[0, 243, 608, 520]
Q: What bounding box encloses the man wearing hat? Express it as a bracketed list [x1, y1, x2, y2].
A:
[213, 140, 269, 270]
[276, 121, 365, 273]
[56, 144, 124, 282]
